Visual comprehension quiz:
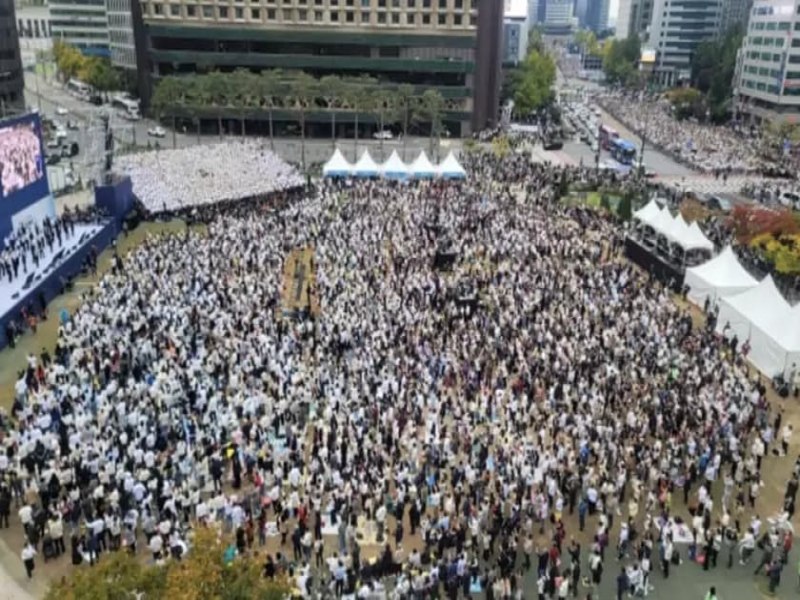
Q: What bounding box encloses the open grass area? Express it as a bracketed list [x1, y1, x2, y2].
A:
[561, 190, 623, 212]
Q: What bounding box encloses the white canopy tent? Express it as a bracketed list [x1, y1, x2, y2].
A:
[322, 148, 353, 178]
[380, 150, 410, 180]
[437, 151, 467, 179]
[410, 151, 437, 179]
[684, 246, 759, 306]
[716, 275, 794, 377]
[685, 222, 715, 252]
[633, 199, 663, 227]
[352, 150, 380, 178]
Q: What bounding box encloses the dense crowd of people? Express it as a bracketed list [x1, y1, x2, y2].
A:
[0, 216, 77, 285]
[115, 141, 305, 215]
[0, 123, 44, 197]
[599, 92, 762, 175]
[0, 149, 797, 600]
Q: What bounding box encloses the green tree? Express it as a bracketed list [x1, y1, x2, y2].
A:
[259, 70, 283, 150]
[320, 75, 346, 149]
[230, 68, 257, 136]
[528, 25, 545, 54]
[290, 72, 318, 170]
[344, 78, 370, 156]
[151, 74, 183, 148]
[512, 49, 556, 116]
[691, 25, 744, 122]
[603, 36, 641, 86]
[53, 40, 86, 81]
[666, 87, 706, 120]
[397, 83, 415, 161]
[415, 89, 446, 159]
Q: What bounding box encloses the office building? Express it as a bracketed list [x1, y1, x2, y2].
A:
[573, 0, 586, 25]
[528, 0, 545, 24]
[14, 4, 51, 68]
[721, 0, 753, 32]
[735, 0, 800, 123]
[615, 0, 652, 39]
[107, 0, 137, 69]
[584, 0, 608, 33]
[0, 0, 24, 115]
[137, 0, 504, 136]
[543, 0, 575, 33]
[49, 0, 110, 56]
[649, 0, 722, 86]
[504, 0, 528, 65]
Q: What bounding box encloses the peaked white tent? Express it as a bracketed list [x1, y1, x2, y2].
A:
[633, 199, 662, 227]
[410, 151, 437, 179]
[322, 148, 353, 178]
[380, 150, 410, 180]
[352, 150, 380, 178]
[685, 221, 715, 252]
[684, 246, 759, 306]
[437, 151, 467, 179]
[716, 275, 794, 376]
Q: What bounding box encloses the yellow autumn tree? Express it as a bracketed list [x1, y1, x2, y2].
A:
[45, 528, 291, 600]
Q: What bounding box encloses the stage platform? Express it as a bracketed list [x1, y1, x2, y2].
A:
[624, 236, 684, 292]
[0, 219, 117, 349]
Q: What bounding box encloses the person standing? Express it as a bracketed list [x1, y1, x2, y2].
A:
[704, 586, 717, 600]
[21, 541, 36, 579]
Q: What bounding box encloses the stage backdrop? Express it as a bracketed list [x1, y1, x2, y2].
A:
[0, 112, 53, 244]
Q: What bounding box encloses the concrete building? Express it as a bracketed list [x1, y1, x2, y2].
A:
[504, 0, 528, 64]
[14, 4, 51, 68]
[721, 0, 753, 32]
[137, 0, 504, 135]
[528, 0, 545, 24]
[584, 0, 608, 33]
[734, 0, 800, 124]
[615, 0, 652, 40]
[49, 0, 110, 57]
[649, 0, 722, 86]
[543, 0, 575, 33]
[0, 0, 24, 115]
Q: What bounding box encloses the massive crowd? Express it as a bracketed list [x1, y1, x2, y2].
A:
[1, 151, 797, 600]
[599, 92, 762, 175]
[0, 215, 77, 285]
[0, 123, 44, 197]
[115, 141, 305, 215]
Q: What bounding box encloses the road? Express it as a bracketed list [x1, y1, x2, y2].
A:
[22, 71, 459, 186]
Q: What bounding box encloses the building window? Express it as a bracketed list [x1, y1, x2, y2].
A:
[377, 11, 386, 22]
[454, 0, 461, 7]
[766, 21, 777, 30]
[235, 6, 244, 18]
[453, 13, 461, 25]
[469, 13, 475, 26]
[267, 8, 276, 18]
[378, 0, 386, 6]
[779, 21, 791, 30]
[202, 5, 212, 17]
[423, 0, 430, 8]
[218, 6, 227, 17]
[346, 10, 354, 21]
[391, 11, 399, 23]
[186, 4, 196, 16]
[408, 0, 415, 6]
[439, 0, 446, 8]
[346, 0, 354, 5]
[283, 8, 292, 19]
[438, 12, 446, 24]
[314, 10, 323, 20]
[251, 7, 260, 19]
[170, 3, 180, 15]
[153, 3, 163, 15]
[422, 13, 430, 23]
[392, 0, 400, 6]
[299, 9, 307, 19]
[361, 10, 370, 22]
[330, 9, 338, 20]
[406, 12, 414, 24]
[331, 0, 339, 4]
[315, 0, 323, 5]
[361, 0, 369, 6]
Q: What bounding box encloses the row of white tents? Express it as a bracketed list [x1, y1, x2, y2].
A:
[633, 199, 714, 252]
[323, 148, 467, 179]
[685, 245, 799, 378]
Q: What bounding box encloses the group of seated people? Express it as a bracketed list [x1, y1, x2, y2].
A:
[115, 141, 305, 215]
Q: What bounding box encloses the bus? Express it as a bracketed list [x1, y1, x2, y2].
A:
[598, 124, 619, 150]
[66, 78, 93, 100]
[112, 94, 141, 120]
[610, 138, 638, 165]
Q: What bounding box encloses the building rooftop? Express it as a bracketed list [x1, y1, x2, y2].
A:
[505, 0, 528, 20]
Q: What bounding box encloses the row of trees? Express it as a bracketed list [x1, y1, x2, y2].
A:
[602, 36, 643, 87]
[52, 40, 121, 97]
[151, 69, 448, 167]
[690, 25, 745, 122]
[44, 528, 291, 600]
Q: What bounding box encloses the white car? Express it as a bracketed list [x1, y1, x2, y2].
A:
[148, 126, 166, 138]
[373, 130, 393, 140]
[55, 106, 68, 115]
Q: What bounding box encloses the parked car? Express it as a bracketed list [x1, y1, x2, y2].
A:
[708, 195, 733, 212]
[779, 191, 800, 209]
[148, 126, 166, 138]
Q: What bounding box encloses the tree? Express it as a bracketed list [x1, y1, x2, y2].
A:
[691, 25, 744, 122]
[512, 49, 556, 116]
[53, 40, 86, 81]
[528, 25, 545, 54]
[45, 529, 290, 600]
[320, 75, 346, 149]
[415, 89, 446, 159]
[344, 78, 370, 156]
[259, 70, 283, 150]
[290, 72, 318, 170]
[397, 83, 415, 161]
[603, 36, 641, 86]
[666, 87, 705, 120]
[80, 57, 120, 99]
[151, 75, 183, 149]
[230, 68, 257, 136]
[372, 88, 398, 161]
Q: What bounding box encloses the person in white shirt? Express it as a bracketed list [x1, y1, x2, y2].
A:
[21, 542, 36, 578]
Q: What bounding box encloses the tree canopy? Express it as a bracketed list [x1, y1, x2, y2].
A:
[43, 528, 291, 600]
[52, 40, 121, 93]
[602, 36, 641, 86]
[690, 26, 744, 122]
[512, 49, 556, 115]
[574, 29, 602, 56]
